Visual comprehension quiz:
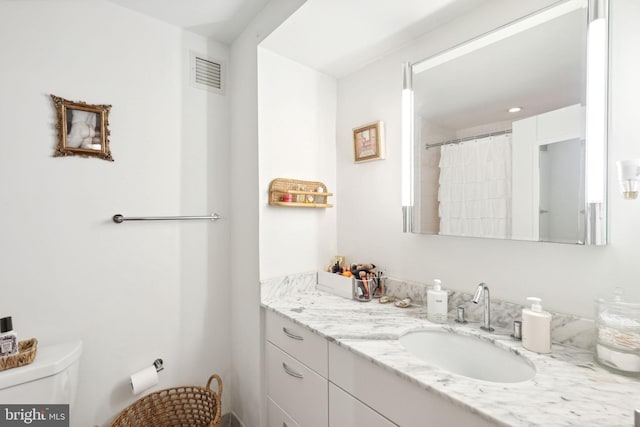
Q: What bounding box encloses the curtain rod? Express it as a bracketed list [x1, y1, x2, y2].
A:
[425, 129, 512, 150]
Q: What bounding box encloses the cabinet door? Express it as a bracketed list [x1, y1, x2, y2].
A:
[328, 342, 497, 427]
[268, 397, 301, 427]
[265, 309, 328, 377]
[329, 383, 397, 427]
[266, 342, 328, 427]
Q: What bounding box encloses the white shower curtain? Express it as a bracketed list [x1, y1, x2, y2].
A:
[438, 133, 512, 238]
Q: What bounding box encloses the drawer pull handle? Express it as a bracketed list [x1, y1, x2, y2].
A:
[282, 362, 304, 379]
[282, 327, 304, 341]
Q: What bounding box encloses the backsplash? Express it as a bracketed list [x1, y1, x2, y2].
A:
[261, 272, 320, 300]
[260, 271, 595, 350]
[385, 277, 595, 350]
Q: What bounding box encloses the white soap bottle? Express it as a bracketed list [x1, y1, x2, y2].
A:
[427, 279, 448, 323]
[521, 297, 552, 354]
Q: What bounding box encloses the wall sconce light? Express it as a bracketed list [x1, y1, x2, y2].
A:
[616, 159, 640, 199]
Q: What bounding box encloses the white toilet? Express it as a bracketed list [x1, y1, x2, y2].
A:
[0, 340, 82, 404]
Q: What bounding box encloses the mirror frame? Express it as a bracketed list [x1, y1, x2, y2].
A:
[402, 0, 609, 245]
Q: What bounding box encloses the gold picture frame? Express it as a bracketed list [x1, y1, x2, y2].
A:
[51, 94, 113, 161]
[353, 121, 384, 163]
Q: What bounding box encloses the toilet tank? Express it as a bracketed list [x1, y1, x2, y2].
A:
[0, 340, 82, 404]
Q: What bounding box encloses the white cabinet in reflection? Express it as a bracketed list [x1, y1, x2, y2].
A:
[512, 104, 585, 243]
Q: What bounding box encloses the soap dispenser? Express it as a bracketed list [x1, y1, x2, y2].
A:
[521, 297, 552, 354]
[427, 279, 448, 323]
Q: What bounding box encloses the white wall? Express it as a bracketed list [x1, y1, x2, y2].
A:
[229, 2, 305, 426]
[336, 0, 640, 319]
[179, 30, 232, 414]
[0, 2, 230, 426]
[257, 48, 337, 280]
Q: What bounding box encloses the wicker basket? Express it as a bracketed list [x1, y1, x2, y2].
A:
[0, 338, 37, 372]
[109, 374, 223, 427]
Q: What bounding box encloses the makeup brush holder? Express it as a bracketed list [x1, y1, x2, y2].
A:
[352, 276, 385, 302]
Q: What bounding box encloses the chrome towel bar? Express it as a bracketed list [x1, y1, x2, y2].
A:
[112, 213, 222, 223]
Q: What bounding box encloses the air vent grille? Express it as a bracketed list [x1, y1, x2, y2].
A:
[190, 52, 225, 95]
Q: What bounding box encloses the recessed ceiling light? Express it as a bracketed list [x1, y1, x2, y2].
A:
[508, 107, 522, 113]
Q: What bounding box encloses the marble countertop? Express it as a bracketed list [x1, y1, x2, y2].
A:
[261, 273, 640, 427]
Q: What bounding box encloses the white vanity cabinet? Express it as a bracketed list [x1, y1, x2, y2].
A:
[329, 342, 497, 427]
[329, 383, 396, 427]
[267, 397, 300, 427]
[265, 310, 329, 427]
[264, 309, 495, 427]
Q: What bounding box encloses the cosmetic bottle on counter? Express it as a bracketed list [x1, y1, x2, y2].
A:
[427, 279, 448, 323]
[521, 297, 552, 354]
[0, 316, 18, 357]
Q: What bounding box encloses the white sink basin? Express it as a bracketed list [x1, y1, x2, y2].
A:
[399, 329, 535, 383]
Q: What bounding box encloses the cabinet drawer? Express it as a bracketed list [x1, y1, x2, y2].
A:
[329, 383, 397, 427]
[265, 309, 328, 377]
[266, 342, 328, 427]
[267, 397, 301, 427]
[328, 342, 497, 427]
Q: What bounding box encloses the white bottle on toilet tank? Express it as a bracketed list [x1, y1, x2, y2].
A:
[427, 279, 448, 323]
[522, 297, 552, 353]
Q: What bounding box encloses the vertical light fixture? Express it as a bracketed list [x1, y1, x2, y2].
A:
[585, 0, 608, 244]
[402, 63, 414, 232]
[585, 0, 607, 203]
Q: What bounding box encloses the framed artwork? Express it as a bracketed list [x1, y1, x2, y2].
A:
[353, 121, 384, 163]
[51, 94, 113, 161]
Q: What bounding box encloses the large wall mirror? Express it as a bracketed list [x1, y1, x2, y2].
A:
[402, 0, 608, 245]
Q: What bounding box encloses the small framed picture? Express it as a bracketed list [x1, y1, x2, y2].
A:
[353, 121, 384, 163]
[51, 94, 113, 161]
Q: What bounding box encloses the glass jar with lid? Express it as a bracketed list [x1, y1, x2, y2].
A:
[595, 290, 640, 376]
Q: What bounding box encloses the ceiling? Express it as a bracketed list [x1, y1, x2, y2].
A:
[82, 0, 585, 96]
[105, 0, 270, 43]
[261, 0, 487, 78]
[99, 0, 490, 78]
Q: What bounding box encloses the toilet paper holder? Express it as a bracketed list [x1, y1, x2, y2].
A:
[130, 358, 164, 395]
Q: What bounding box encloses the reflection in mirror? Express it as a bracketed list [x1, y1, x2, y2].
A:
[402, 0, 608, 244]
[538, 138, 585, 243]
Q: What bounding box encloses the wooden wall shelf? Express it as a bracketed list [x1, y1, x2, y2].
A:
[269, 178, 333, 208]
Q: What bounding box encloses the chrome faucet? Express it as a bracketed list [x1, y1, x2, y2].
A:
[472, 282, 494, 332]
